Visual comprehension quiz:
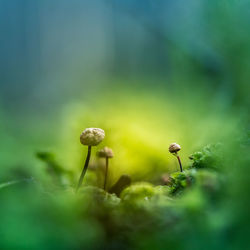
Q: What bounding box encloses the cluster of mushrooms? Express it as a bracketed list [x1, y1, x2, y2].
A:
[76, 127, 183, 192]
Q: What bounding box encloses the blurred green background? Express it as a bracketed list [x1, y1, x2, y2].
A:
[0, 0, 249, 249]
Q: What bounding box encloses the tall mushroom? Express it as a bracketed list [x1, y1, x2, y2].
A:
[169, 143, 183, 172]
[76, 128, 105, 192]
[97, 147, 114, 190]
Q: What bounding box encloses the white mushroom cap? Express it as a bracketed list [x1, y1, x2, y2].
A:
[80, 128, 105, 146]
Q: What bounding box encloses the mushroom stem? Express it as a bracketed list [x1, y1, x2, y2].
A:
[103, 157, 109, 190]
[176, 154, 183, 172]
[76, 145, 92, 192]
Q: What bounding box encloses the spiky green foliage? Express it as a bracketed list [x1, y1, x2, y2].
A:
[168, 170, 196, 195]
[189, 144, 223, 170]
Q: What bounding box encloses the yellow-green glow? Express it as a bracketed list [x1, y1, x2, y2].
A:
[56, 88, 239, 186]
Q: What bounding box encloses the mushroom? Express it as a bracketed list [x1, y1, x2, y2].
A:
[76, 128, 105, 192]
[169, 143, 183, 172]
[109, 174, 131, 197]
[97, 147, 114, 190]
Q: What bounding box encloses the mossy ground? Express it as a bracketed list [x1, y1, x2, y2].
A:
[1, 140, 249, 250]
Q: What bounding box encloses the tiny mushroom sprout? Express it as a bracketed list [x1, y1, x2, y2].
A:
[97, 147, 114, 190]
[169, 143, 183, 172]
[76, 128, 105, 192]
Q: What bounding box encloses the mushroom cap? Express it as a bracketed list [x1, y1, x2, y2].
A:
[169, 143, 181, 153]
[97, 147, 114, 158]
[80, 128, 105, 146]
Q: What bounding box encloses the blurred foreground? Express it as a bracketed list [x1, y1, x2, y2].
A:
[0, 1, 250, 249]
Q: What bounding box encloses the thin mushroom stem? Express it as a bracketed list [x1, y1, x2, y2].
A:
[176, 154, 183, 172]
[103, 157, 109, 190]
[76, 145, 92, 192]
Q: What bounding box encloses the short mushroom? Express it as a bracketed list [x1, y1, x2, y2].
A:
[76, 128, 105, 192]
[97, 147, 114, 190]
[169, 143, 183, 172]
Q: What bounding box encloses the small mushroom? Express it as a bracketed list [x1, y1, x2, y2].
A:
[109, 174, 131, 197]
[76, 128, 105, 192]
[169, 143, 183, 172]
[97, 147, 114, 190]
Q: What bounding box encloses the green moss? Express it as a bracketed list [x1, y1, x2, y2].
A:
[188, 144, 222, 170]
[168, 170, 196, 195]
[79, 186, 121, 207]
[120, 182, 155, 203]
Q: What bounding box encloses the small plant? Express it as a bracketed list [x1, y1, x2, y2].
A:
[36, 151, 64, 175]
[169, 143, 183, 172]
[97, 147, 114, 190]
[189, 143, 222, 170]
[168, 170, 196, 195]
[76, 128, 105, 192]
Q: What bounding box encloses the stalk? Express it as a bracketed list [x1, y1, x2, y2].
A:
[103, 157, 109, 190]
[76, 146, 92, 192]
[176, 154, 183, 172]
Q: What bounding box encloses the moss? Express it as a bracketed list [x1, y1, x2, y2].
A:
[188, 143, 222, 170]
[120, 182, 155, 203]
[168, 170, 196, 195]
